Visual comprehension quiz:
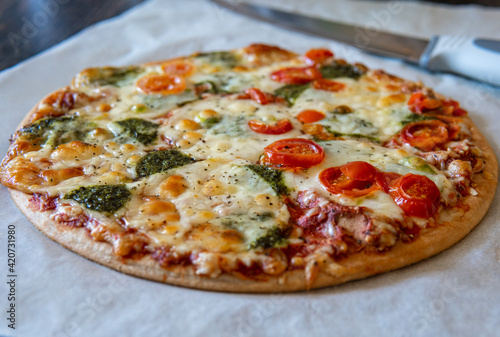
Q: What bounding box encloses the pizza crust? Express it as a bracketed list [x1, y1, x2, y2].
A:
[5, 78, 499, 292]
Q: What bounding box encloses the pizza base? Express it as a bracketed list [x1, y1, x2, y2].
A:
[7, 88, 498, 292]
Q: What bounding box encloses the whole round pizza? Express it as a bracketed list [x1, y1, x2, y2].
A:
[1, 44, 497, 292]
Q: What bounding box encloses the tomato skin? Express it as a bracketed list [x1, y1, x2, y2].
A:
[319, 166, 379, 197]
[244, 88, 270, 105]
[340, 161, 378, 181]
[408, 92, 442, 114]
[264, 138, 324, 168]
[304, 48, 334, 65]
[312, 79, 345, 92]
[161, 60, 194, 76]
[375, 171, 402, 193]
[136, 74, 185, 95]
[248, 119, 293, 135]
[237, 88, 284, 105]
[270, 67, 321, 84]
[442, 100, 467, 116]
[296, 110, 325, 124]
[408, 93, 467, 117]
[389, 174, 441, 218]
[401, 120, 449, 151]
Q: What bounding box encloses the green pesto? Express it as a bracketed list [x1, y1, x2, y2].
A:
[195, 51, 238, 68]
[194, 81, 228, 95]
[135, 149, 196, 178]
[141, 91, 197, 109]
[400, 156, 436, 174]
[19, 116, 93, 147]
[142, 95, 169, 109]
[249, 226, 290, 249]
[87, 66, 143, 87]
[400, 113, 437, 126]
[322, 126, 380, 143]
[319, 62, 365, 80]
[65, 184, 131, 213]
[115, 118, 159, 145]
[209, 116, 245, 136]
[274, 84, 309, 106]
[246, 164, 288, 195]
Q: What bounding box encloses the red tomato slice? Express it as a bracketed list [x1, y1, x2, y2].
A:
[270, 67, 321, 85]
[241, 88, 271, 105]
[401, 120, 449, 151]
[304, 48, 334, 65]
[161, 60, 194, 76]
[136, 74, 185, 95]
[237, 88, 285, 105]
[319, 166, 379, 197]
[312, 79, 345, 92]
[248, 119, 293, 135]
[340, 161, 379, 181]
[375, 171, 402, 193]
[408, 92, 442, 114]
[389, 173, 441, 218]
[264, 138, 324, 168]
[442, 100, 467, 116]
[296, 110, 325, 124]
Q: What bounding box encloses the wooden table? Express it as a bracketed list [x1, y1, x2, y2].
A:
[0, 0, 498, 72]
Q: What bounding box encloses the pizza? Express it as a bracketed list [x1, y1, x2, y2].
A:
[1, 44, 497, 292]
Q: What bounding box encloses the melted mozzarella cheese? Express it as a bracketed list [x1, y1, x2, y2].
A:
[7, 47, 461, 259]
[121, 159, 289, 252]
[284, 140, 455, 220]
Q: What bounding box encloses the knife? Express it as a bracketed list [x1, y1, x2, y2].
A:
[211, 0, 500, 86]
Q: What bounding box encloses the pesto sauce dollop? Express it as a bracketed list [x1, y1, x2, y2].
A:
[246, 164, 288, 195]
[19, 116, 94, 147]
[65, 184, 131, 213]
[115, 118, 159, 145]
[84, 66, 143, 87]
[195, 51, 239, 68]
[319, 61, 365, 80]
[249, 226, 290, 249]
[274, 84, 309, 106]
[135, 149, 196, 178]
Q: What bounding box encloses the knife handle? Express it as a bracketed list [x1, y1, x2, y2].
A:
[420, 35, 500, 86]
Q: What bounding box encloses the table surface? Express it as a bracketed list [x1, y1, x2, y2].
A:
[0, 0, 499, 72]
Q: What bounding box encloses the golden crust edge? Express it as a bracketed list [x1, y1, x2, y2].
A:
[5, 84, 499, 293]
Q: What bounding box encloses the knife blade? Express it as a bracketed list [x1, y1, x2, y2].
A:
[211, 0, 500, 86]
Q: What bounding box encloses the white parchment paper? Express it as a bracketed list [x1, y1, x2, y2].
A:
[0, 1, 499, 336]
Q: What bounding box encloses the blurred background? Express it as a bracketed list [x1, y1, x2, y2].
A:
[0, 0, 499, 71]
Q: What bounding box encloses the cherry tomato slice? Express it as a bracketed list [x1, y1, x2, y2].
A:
[389, 173, 441, 218]
[248, 119, 293, 135]
[296, 110, 325, 124]
[312, 79, 345, 92]
[241, 88, 271, 105]
[375, 171, 402, 193]
[401, 120, 449, 151]
[270, 67, 321, 85]
[264, 138, 324, 168]
[136, 74, 185, 95]
[442, 100, 467, 116]
[340, 161, 379, 181]
[304, 48, 334, 66]
[319, 167, 379, 197]
[408, 92, 442, 114]
[161, 60, 194, 76]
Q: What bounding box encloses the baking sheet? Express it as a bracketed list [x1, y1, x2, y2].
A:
[0, 0, 499, 336]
